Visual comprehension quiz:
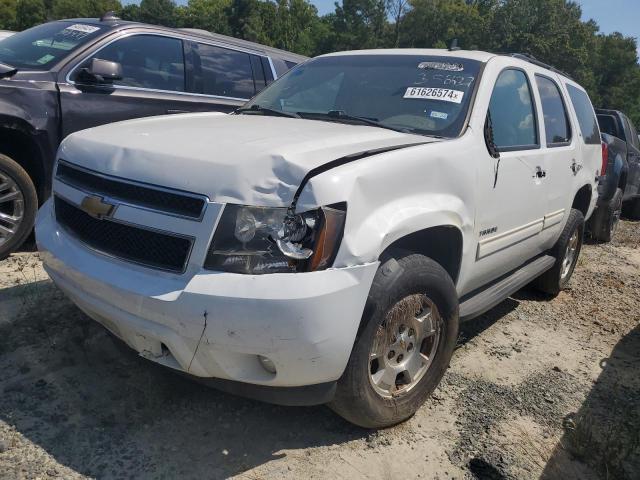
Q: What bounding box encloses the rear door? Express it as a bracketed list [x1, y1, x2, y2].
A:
[532, 73, 576, 247]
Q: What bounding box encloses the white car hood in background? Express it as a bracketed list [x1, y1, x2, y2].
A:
[59, 113, 435, 206]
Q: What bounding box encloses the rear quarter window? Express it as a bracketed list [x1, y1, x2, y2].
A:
[566, 84, 600, 145]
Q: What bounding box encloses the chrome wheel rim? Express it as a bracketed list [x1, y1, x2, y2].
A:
[0, 171, 24, 248]
[368, 294, 442, 398]
[561, 230, 579, 280]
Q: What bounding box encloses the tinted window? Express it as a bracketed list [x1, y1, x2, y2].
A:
[566, 84, 600, 144]
[83, 35, 185, 92]
[535, 75, 571, 146]
[193, 43, 255, 98]
[0, 21, 104, 70]
[488, 69, 538, 149]
[247, 55, 483, 138]
[597, 114, 620, 138]
[627, 118, 640, 150]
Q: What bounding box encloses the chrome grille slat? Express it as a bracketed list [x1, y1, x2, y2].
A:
[56, 161, 206, 220]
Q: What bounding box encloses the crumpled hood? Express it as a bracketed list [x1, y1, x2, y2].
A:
[59, 113, 435, 206]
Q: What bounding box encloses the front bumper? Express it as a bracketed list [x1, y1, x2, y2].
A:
[36, 199, 378, 397]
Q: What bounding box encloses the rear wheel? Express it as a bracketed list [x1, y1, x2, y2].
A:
[330, 252, 459, 428]
[590, 188, 622, 242]
[622, 196, 640, 220]
[533, 208, 584, 295]
[0, 154, 37, 260]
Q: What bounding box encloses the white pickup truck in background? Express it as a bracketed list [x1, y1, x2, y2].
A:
[36, 49, 601, 428]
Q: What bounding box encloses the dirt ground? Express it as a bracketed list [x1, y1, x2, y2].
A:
[0, 221, 638, 480]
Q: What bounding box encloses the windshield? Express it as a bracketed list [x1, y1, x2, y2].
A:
[245, 54, 483, 137]
[0, 21, 105, 70]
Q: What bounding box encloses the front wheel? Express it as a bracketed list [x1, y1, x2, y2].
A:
[0, 153, 38, 260]
[329, 252, 459, 428]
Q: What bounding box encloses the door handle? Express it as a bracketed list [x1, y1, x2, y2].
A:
[535, 166, 546, 178]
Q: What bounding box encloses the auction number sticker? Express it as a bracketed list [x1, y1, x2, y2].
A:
[403, 87, 464, 104]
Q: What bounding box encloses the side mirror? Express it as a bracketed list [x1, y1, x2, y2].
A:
[484, 112, 500, 159]
[80, 58, 123, 84]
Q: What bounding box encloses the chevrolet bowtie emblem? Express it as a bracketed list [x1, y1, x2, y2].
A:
[80, 195, 116, 219]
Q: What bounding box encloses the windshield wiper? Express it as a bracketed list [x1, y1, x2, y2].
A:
[0, 61, 17, 78]
[296, 110, 411, 134]
[235, 105, 300, 119]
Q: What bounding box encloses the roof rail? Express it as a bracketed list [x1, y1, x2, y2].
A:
[501, 52, 573, 80]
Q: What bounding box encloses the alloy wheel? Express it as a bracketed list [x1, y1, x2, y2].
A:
[368, 294, 442, 398]
[0, 171, 25, 248]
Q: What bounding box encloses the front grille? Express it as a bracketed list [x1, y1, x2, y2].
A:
[55, 196, 193, 273]
[56, 161, 206, 220]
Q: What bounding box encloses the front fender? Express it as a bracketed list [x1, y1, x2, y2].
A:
[338, 194, 467, 266]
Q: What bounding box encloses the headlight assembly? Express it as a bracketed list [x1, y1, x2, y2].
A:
[204, 203, 346, 274]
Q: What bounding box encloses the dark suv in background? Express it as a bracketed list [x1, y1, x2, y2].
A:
[590, 109, 640, 241]
[0, 15, 306, 258]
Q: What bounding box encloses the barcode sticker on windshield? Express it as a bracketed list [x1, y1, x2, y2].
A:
[65, 24, 100, 34]
[403, 87, 464, 104]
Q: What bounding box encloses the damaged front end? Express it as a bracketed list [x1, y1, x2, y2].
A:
[203, 203, 347, 274]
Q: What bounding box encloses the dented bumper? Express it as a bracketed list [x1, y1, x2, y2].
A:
[36, 200, 378, 391]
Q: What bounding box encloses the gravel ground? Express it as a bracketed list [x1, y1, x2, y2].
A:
[0, 220, 638, 480]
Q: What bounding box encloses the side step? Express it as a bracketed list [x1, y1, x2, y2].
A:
[459, 255, 556, 322]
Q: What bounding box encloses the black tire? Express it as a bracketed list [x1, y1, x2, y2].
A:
[329, 251, 459, 428]
[622, 196, 640, 220]
[533, 208, 584, 296]
[0, 153, 38, 260]
[590, 188, 622, 243]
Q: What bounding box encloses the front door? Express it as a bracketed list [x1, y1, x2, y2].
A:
[57, 34, 243, 138]
[471, 68, 548, 291]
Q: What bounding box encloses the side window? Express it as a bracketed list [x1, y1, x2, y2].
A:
[488, 69, 538, 150]
[83, 35, 185, 92]
[566, 84, 600, 144]
[535, 75, 571, 146]
[627, 118, 640, 150]
[193, 43, 255, 99]
[597, 114, 620, 138]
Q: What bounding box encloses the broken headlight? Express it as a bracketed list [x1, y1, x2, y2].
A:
[204, 204, 346, 274]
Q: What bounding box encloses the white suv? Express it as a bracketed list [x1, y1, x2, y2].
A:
[36, 49, 601, 428]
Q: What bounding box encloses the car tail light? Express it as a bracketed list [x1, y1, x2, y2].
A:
[601, 141, 609, 176]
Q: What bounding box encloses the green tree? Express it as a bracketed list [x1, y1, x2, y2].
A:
[120, 3, 140, 20]
[139, 0, 176, 26]
[51, 0, 90, 19]
[88, 0, 122, 17]
[271, 0, 320, 54]
[0, 0, 18, 30]
[15, 0, 45, 30]
[182, 0, 231, 34]
[330, 0, 387, 50]
[400, 0, 486, 49]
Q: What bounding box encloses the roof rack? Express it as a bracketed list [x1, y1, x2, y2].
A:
[501, 53, 573, 80]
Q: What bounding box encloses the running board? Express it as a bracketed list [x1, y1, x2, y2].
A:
[459, 255, 556, 321]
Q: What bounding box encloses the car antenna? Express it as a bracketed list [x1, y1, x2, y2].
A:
[448, 38, 461, 51]
[100, 11, 120, 21]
